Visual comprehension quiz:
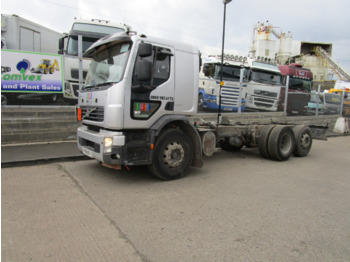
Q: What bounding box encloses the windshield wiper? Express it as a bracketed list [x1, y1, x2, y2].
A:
[83, 82, 115, 90]
[95, 82, 115, 87]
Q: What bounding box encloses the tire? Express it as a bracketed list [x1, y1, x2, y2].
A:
[293, 125, 312, 157]
[268, 125, 295, 161]
[258, 125, 276, 158]
[148, 129, 193, 180]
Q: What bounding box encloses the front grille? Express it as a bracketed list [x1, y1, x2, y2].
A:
[221, 86, 240, 106]
[254, 90, 278, 98]
[80, 106, 104, 122]
[254, 97, 274, 104]
[255, 102, 273, 108]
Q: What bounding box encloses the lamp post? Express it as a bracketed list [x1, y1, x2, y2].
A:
[218, 0, 232, 124]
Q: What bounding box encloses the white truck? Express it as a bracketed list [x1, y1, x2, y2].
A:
[1, 14, 64, 105]
[1, 14, 63, 53]
[198, 55, 246, 112]
[77, 32, 317, 180]
[58, 18, 131, 104]
[244, 57, 282, 111]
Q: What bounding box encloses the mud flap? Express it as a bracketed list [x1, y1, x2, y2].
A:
[309, 125, 328, 141]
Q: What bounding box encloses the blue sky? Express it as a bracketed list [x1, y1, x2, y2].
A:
[2, 0, 350, 74]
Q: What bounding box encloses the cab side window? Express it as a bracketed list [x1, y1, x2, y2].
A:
[132, 46, 171, 89]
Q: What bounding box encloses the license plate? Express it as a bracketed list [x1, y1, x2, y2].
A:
[82, 147, 94, 158]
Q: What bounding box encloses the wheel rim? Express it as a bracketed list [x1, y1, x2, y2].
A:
[280, 134, 292, 154]
[163, 142, 184, 168]
[300, 133, 311, 149]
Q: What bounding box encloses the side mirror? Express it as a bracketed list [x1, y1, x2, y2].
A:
[58, 37, 65, 54]
[204, 67, 210, 77]
[138, 43, 153, 57]
[136, 60, 152, 82]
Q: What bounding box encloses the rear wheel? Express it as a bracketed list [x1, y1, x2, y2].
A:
[148, 129, 193, 180]
[293, 125, 312, 157]
[268, 125, 295, 161]
[258, 125, 275, 158]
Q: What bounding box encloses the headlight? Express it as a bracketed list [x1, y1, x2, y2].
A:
[104, 137, 113, 153]
[64, 82, 72, 94]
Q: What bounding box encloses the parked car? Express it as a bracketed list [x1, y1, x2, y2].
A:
[307, 91, 325, 115]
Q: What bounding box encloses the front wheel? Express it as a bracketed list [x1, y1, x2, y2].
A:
[148, 129, 193, 180]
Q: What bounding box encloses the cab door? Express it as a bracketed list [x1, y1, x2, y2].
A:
[124, 42, 175, 129]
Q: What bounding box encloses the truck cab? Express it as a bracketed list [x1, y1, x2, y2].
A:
[198, 55, 246, 112]
[77, 32, 202, 180]
[245, 57, 282, 111]
[278, 63, 313, 114]
[59, 18, 131, 104]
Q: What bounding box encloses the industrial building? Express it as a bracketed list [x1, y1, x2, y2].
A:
[249, 21, 350, 90]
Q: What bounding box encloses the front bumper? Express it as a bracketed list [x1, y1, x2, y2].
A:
[77, 125, 155, 166]
[77, 125, 125, 165]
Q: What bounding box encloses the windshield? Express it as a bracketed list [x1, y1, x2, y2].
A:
[214, 64, 242, 81]
[67, 36, 99, 56]
[288, 78, 312, 92]
[84, 42, 132, 89]
[250, 70, 282, 85]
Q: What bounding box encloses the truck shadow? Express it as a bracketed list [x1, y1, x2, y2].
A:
[75, 147, 264, 184]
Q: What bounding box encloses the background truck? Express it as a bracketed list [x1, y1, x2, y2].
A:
[198, 55, 246, 112]
[278, 63, 313, 115]
[1, 14, 64, 105]
[1, 14, 63, 53]
[198, 55, 282, 113]
[76, 32, 318, 181]
[58, 18, 131, 104]
[244, 57, 282, 111]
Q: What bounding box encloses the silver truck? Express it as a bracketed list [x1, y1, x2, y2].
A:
[77, 32, 316, 180]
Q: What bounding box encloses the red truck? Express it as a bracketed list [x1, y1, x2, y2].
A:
[278, 63, 313, 114]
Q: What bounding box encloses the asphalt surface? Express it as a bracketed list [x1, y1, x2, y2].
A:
[2, 135, 350, 261]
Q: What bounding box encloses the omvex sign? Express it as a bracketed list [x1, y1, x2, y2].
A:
[1, 50, 63, 93]
[2, 70, 42, 81]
